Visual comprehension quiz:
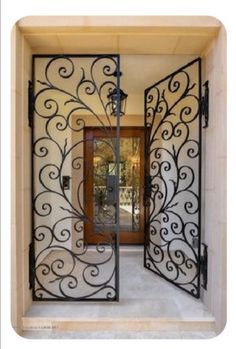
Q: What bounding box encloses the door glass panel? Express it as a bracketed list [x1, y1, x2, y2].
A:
[93, 137, 140, 232]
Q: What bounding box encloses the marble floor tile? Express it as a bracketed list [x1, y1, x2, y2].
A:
[27, 251, 212, 319]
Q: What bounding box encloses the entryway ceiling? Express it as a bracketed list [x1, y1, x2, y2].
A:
[25, 30, 216, 55]
[120, 54, 199, 114]
[22, 16, 219, 55]
[22, 16, 219, 114]
[121, 54, 197, 93]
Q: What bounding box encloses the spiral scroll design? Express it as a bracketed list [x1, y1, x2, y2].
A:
[144, 59, 201, 298]
[32, 55, 119, 301]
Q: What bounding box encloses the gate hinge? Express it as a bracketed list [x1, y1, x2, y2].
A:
[28, 80, 34, 127]
[201, 80, 209, 128]
[200, 243, 208, 290]
[29, 242, 35, 290]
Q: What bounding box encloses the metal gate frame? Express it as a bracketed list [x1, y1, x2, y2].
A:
[144, 58, 205, 298]
[29, 55, 208, 302]
[30, 54, 121, 301]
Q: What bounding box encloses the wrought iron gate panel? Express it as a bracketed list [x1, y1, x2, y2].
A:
[144, 58, 202, 298]
[32, 55, 120, 301]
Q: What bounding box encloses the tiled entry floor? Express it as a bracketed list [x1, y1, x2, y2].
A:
[23, 249, 215, 339]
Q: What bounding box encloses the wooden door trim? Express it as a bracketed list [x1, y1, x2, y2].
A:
[84, 126, 145, 245]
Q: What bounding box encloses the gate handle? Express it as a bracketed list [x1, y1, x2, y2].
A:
[107, 186, 113, 193]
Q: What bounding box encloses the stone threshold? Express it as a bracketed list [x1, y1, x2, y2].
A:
[22, 316, 215, 332]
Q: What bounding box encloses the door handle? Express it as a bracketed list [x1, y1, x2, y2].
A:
[62, 175, 71, 190]
[106, 175, 117, 205]
[107, 186, 114, 193]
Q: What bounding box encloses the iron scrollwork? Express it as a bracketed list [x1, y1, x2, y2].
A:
[32, 55, 120, 301]
[144, 58, 202, 298]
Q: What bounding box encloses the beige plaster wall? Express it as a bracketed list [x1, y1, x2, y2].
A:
[11, 26, 33, 333]
[201, 26, 227, 334]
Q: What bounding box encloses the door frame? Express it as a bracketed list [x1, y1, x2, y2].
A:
[84, 126, 145, 245]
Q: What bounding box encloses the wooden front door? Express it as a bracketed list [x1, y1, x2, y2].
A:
[84, 127, 144, 244]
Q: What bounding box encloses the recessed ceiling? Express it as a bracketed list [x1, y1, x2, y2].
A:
[120, 54, 198, 114]
[121, 54, 198, 93]
[22, 17, 219, 115]
[24, 32, 214, 55]
[20, 16, 219, 55]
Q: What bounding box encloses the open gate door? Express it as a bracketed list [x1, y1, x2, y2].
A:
[31, 55, 120, 301]
[144, 58, 202, 298]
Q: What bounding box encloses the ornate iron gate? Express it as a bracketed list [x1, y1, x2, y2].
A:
[144, 58, 202, 298]
[31, 55, 120, 301]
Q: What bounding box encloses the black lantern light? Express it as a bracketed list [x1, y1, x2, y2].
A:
[107, 88, 128, 116]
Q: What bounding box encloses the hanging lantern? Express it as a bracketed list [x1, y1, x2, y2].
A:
[107, 88, 128, 116]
